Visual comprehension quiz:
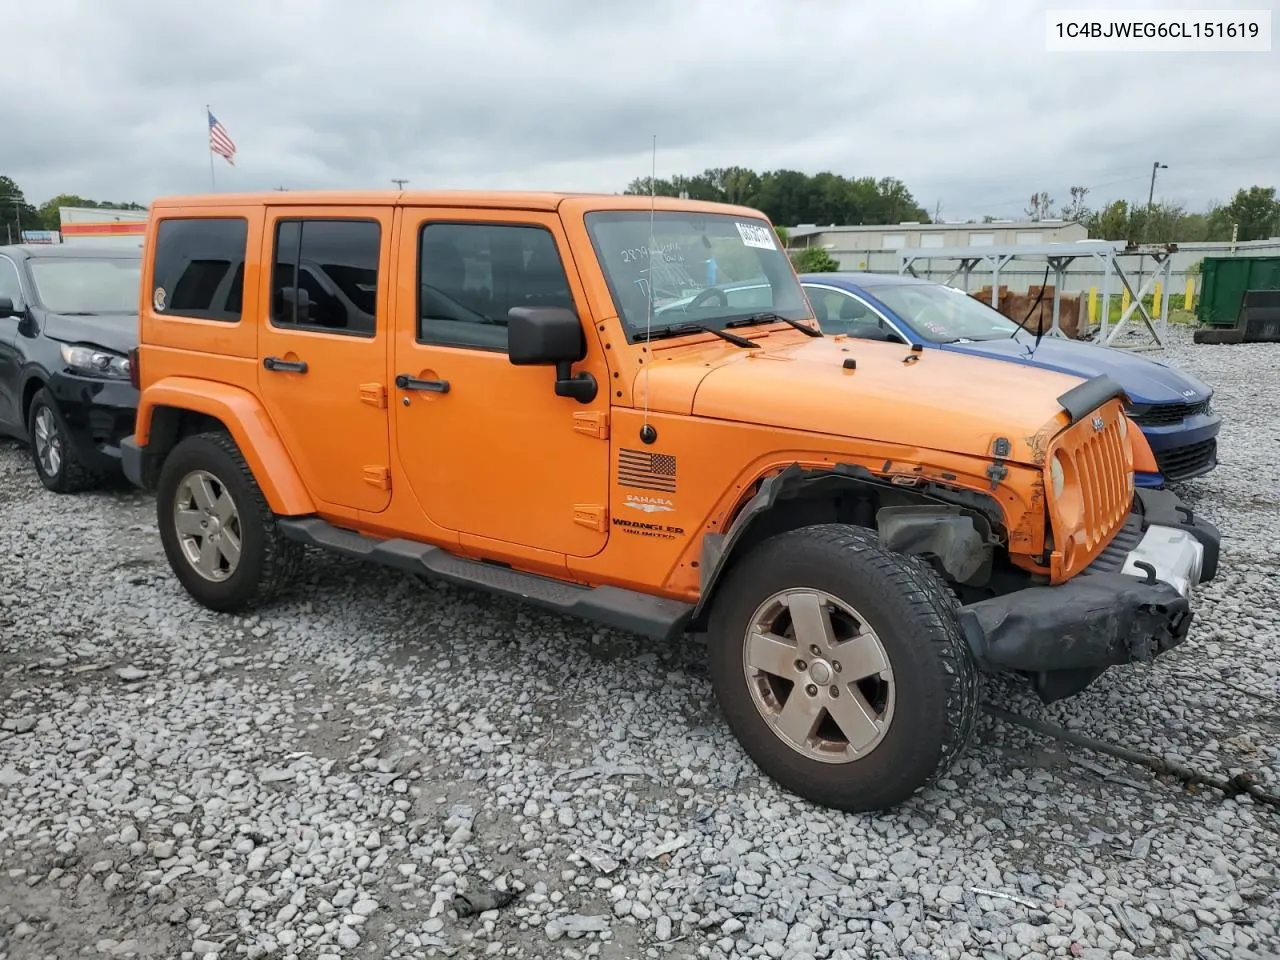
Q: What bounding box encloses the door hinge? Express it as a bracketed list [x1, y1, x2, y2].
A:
[572, 410, 609, 440]
[573, 504, 607, 532]
[359, 383, 387, 408]
[363, 465, 391, 490]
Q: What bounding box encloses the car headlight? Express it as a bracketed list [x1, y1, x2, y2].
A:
[60, 343, 131, 380]
[1050, 454, 1065, 499]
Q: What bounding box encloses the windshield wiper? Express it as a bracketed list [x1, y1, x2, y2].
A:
[726, 312, 823, 337]
[638, 322, 760, 348]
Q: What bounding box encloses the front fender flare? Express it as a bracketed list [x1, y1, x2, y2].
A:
[136, 377, 314, 516]
[1126, 419, 1159, 475]
[688, 462, 1008, 629]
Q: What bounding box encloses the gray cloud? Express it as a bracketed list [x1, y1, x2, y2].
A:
[4, 0, 1277, 221]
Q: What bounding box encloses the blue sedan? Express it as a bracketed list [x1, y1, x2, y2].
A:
[797, 272, 1220, 488]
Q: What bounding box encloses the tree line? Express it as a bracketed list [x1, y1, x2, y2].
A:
[1023, 184, 1279, 244]
[624, 167, 932, 228]
[628, 167, 1280, 244]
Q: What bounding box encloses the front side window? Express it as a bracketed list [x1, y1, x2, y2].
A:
[270, 219, 380, 336]
[802, 285, 899, 341]
[151, 217, 247, 322]
[585, 210, 809, 341]
[27, 257, 142, 316]
[417, 222, 575, 352]
[869, 282, 1021, 343]
[0, 257, 24, 309]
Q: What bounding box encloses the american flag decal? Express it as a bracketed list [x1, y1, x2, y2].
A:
[618, 448, 677, 493]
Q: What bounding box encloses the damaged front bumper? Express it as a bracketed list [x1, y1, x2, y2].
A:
[955, 487, 1220, 703]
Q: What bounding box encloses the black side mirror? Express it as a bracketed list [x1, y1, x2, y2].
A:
[0, 296, 18, 318]
[277, 286, 311, 325]
[508, 306, 597, 404]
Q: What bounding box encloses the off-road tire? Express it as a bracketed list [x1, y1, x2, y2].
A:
[27, 388, 103, 494]
[155, 430, 303, 612]
[706, 522, 981, 812]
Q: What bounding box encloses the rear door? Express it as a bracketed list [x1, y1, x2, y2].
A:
[256, 206, 395, 514]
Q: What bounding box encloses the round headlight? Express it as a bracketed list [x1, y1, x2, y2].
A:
[1050, 454, 1065, 499]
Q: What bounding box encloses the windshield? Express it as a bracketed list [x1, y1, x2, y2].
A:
[28, 257, 142, 315]
[871, 282, 1022, 343]
[584, 211, 810, 339]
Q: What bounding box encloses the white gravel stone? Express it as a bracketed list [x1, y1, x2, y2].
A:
[0, 326, 1277, 959]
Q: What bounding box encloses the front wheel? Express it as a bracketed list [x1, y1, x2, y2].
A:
[155, 430, 303, 612]
[27, 388, 102, 494]
[706, 523, 981, 813]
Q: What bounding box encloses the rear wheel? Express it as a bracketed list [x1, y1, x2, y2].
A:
[706, 523, 980, 812]
[155, 430, 303, 611]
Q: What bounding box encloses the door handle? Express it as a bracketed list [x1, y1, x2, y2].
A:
[264, 356, 308, 374]
[395, 374, 450, 394]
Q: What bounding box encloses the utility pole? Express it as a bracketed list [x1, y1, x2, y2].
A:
[391, 178, 408, 190]
[1138, 160, 1168, 294]
[1145, 161, 1168, 239]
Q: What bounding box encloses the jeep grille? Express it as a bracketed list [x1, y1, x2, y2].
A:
[1051, 400, 1133, 575]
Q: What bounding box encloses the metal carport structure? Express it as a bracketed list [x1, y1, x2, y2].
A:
[897, 240, 1179, 351]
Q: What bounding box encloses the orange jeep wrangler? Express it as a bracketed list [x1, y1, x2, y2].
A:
[121, 191, 1219, 812]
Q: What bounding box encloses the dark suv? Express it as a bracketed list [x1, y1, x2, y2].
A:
[0, 243, 142, 492]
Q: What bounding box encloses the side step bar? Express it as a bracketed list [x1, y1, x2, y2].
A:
[276, 517, 693, 642]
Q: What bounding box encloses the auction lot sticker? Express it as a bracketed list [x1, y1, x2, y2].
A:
[736, 222, 776, 250]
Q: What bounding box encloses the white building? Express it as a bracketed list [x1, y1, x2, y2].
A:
[785, 219, 1088, 264]
[57, 205, 147, 247]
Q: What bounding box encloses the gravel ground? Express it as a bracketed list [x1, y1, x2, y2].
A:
[2, 325, 1278, 960]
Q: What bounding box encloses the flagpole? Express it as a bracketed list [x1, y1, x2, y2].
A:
[206, 104, 216, 191]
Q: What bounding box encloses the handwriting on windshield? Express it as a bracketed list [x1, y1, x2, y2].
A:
[620, 243, 686, 264]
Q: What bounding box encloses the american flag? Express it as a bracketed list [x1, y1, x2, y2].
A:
[618, 448, 677, 493]
[208, 109, 236, 165]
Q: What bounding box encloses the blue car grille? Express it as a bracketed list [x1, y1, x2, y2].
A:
[1129, 398, 1212, 428]
[1155, 438, 1217, 482]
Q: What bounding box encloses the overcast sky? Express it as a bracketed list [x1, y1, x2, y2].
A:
[5, 0, 1277, 223]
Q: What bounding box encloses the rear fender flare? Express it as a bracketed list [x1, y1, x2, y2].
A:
[137, 377, 314, 516]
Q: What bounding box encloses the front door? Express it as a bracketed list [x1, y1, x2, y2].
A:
[392, 208, 611, 558]
[0, 255, 26, 431]
[257, 207, 393, 514]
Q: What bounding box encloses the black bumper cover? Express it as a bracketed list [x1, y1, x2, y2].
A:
[955, 487, 1221, 703]
[47, 372, 139, 473]
[121, 435, 145, 489]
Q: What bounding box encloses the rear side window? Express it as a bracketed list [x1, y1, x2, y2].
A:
[151, 217, 247, 322]
[270, 219, 380, 337]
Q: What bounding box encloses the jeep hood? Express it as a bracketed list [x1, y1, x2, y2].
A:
[638, 334, 1095, 466]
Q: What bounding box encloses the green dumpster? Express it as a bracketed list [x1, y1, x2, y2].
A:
[1197, 256, 1280, 326]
